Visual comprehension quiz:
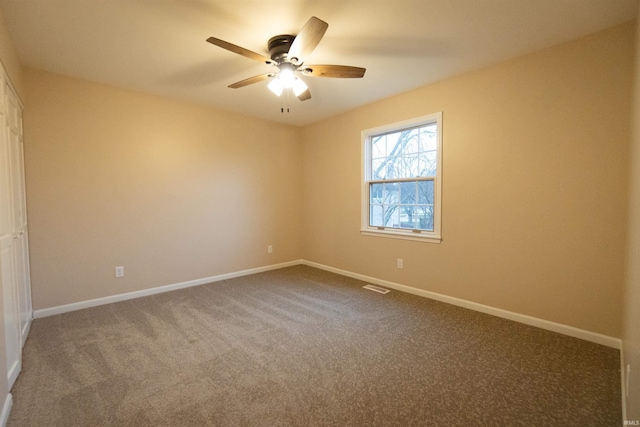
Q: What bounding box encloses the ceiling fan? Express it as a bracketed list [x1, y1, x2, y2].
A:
[206, 16, 366, 101]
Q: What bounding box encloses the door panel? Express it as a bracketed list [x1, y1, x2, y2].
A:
[0, 80, 31, 391]
[1, 237, 20, 389]
[0, 114, 9, 239]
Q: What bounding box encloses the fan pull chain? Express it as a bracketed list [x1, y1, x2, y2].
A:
[280, 89, 291, 113]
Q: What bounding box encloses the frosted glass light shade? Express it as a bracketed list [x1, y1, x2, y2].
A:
[279, 68, 296, 88]
[268, 78, 283, 96]
[292, 78, 308, 96]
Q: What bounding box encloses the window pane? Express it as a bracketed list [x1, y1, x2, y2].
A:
[403, 128, 420, 154]
[370, 182, 384, 203]
[416, 205, 434, 231]
[398, 155, 417, 178]
[398, 206, 415, 229]
[370, 204, 384, 226]
[420, 124, 438, 151]
[384, 205, 399, 227]
[385, 132, 400, 156]
[400, 181, 416, 205]
[383, 182, 399, 204]
[385, 160, 400, 179]
[419, 151, 437, 177]
[371, 135, 385, 158]
[371, 158, 386, 180]
[418, 180, 434, 204]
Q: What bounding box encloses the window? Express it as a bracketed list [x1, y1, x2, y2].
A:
[361, 113, 442, 243]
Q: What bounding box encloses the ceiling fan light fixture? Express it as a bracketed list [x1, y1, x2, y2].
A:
[267, 78, 284, 96]
[207, 16, 365, 104]
[278, 66, 296, 88]
[292, 78, 308, 97]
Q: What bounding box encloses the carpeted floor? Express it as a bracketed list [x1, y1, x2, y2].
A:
[8, 265, 621, 426]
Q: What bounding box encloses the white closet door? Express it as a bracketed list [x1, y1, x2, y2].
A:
[7, 89, 25, 231]
[6, 87, 31, 344]
[0, 76, 21, 389]
[0, 78, 31, 390]
[13, 232, 29, 342]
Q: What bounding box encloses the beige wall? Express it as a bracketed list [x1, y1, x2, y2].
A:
[301, 22, 635, 338]
[23, 68, 302, 309]
[623, 5, 640, 420]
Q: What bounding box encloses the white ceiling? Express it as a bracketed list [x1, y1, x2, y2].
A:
[0, 0, 637, 126]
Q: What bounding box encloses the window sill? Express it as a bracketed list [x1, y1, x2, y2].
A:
[360, 228, 442, 244]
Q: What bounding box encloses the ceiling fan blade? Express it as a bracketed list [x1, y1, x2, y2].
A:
[228, 73, 274, 89]
[206, 37, 274, 65]
[297, 88, 311, 101]
[302, 65, 366, 78]
[288, 17, 328, 62]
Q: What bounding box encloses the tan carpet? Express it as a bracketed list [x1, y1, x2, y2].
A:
[8, 265, 621, 425]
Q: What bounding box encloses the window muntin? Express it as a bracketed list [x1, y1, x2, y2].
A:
[362, 113, 442, 242]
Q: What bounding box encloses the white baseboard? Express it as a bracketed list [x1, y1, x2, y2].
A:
[7, 357, 20, 392]
[32, 258, 621, 349]
[1, 393, 12, 427]
[33, 260, 302, 319]
[21, 316, 31, 347]
[301, 260, 622, 349]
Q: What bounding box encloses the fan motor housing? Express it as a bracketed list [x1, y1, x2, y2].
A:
[268, 35, 295, 63]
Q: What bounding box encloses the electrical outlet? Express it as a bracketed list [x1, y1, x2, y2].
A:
[267, 245, 273, 254]
[397, 258, 403, 269]
[115, 266, 124, 278]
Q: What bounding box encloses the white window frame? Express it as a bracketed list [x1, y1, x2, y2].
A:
[361, 113, 443, 243]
